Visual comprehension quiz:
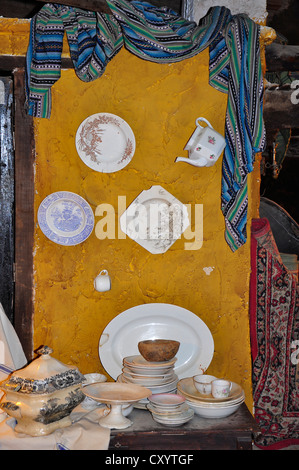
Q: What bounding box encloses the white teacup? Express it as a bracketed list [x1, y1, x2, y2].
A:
[193, 375, 217, 395]
[211, 379, 232, 399]
[84, 373, 107, 385]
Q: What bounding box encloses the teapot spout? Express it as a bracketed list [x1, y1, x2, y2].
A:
[176, 156, 189, 163]
[175, 156, 204, 167]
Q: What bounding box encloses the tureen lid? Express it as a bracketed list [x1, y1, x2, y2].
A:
[1, 346, 85, 394]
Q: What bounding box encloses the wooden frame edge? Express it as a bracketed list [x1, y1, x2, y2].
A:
[13, 68, 34, 361]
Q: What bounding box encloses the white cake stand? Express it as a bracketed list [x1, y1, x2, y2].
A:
[82, 382, 151, 429]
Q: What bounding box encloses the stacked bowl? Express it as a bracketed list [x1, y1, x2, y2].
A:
[177, 377, 245, 419]
[118, 355, 179, 408]
[147, 393, 194, 426]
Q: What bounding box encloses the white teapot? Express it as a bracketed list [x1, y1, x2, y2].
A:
[176, 117, 226, 167]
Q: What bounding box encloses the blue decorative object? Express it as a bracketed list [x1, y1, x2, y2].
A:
[38, 191, 94, 246]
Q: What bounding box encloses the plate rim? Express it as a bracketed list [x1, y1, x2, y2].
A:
[37, 190, 94, 246]
[75, 112, 136, 173]
[99, 303, 214, 380]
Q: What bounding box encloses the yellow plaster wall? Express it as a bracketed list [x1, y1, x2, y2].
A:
[1, 18, 263, 412]
[32, 48, 260, 412]
[0, 18, 30, 55]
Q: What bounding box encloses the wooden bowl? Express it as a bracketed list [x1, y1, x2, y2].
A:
[138, 339, 180, 362]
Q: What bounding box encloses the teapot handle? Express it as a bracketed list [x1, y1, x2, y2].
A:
[196, 117, 213, 129]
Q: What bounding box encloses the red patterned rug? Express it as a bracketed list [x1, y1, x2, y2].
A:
[250, 218, 299, 449]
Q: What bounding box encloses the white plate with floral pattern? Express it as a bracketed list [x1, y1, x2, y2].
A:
[75, 113, 135, 173]
[38, 191, 94, 245]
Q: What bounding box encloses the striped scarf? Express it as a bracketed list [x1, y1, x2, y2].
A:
[25, 1, 265, 251]
[26, 2, 231, 117]
[221, 16, 265, 251]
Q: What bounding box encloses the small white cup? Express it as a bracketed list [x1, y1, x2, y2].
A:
[84, 373, 107, 385]
[94, 270, 111, 292]
[193, 375, 217, 395]
[211, 379, 232, 399]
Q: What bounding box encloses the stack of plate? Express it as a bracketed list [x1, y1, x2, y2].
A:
[147, 393, 194, 426]
[117, 355, 179, 408]
[177, 377, 245, 419]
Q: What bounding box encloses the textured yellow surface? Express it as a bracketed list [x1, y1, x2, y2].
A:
[32, 47, 260, 412]
[0, 18, 264, 412]
[0, 18, 30, 55]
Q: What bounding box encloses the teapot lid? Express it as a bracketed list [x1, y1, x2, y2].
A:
[1, 346, 85, 394]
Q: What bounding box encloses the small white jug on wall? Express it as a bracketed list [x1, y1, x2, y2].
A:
[94, 270, 111, 292]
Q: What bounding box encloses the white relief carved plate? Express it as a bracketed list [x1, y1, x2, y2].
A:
[119, 185, 190, 254]
[75, 113, 136, 173]
[38, 191, 94, 245]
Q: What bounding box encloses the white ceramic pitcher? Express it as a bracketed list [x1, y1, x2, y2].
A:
[176, 117, 226, 167]
[94, 270, 111, 292]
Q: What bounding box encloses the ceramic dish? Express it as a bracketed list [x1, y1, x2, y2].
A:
[123, 355, 176, 373]
[148, 393, 185, 407]
[117, 374, 177, 409]
[116, 375, 161, 409]
[186, 399, 245, 419]
[144, 379, 178, 395]
[147, 402, 189, 416]
[122, 372, 177, 386]
[150, 407, 194, 426]
[118, 373, 178, 394]
[38, 191, 94, 246]
[184, 395, 245, 408]
[83, 382, 151, 429]
[119, 185, 189, 254]
[99, 303, 214, 380]
[76, 113, 135, 173]
[83, 382, 151, 404]
[122, 366, 175, 380]
[177, 377, 244, 404]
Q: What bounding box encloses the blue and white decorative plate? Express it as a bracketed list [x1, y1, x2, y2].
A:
[38, 191, 94, 246]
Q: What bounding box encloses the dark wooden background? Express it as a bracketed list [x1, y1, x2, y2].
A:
[0, 78, 14, 323]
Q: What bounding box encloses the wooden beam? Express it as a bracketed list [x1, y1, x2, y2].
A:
[0, 55, 72, 72]
[266, 44, 299, 72]
[264, 84, 299, 130]
[13, 68, 35, 361]
[37, 0, 112, 13]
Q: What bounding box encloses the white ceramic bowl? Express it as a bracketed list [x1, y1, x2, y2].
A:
[151, 407, 194, 426]
[187, 399, 244, 418]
